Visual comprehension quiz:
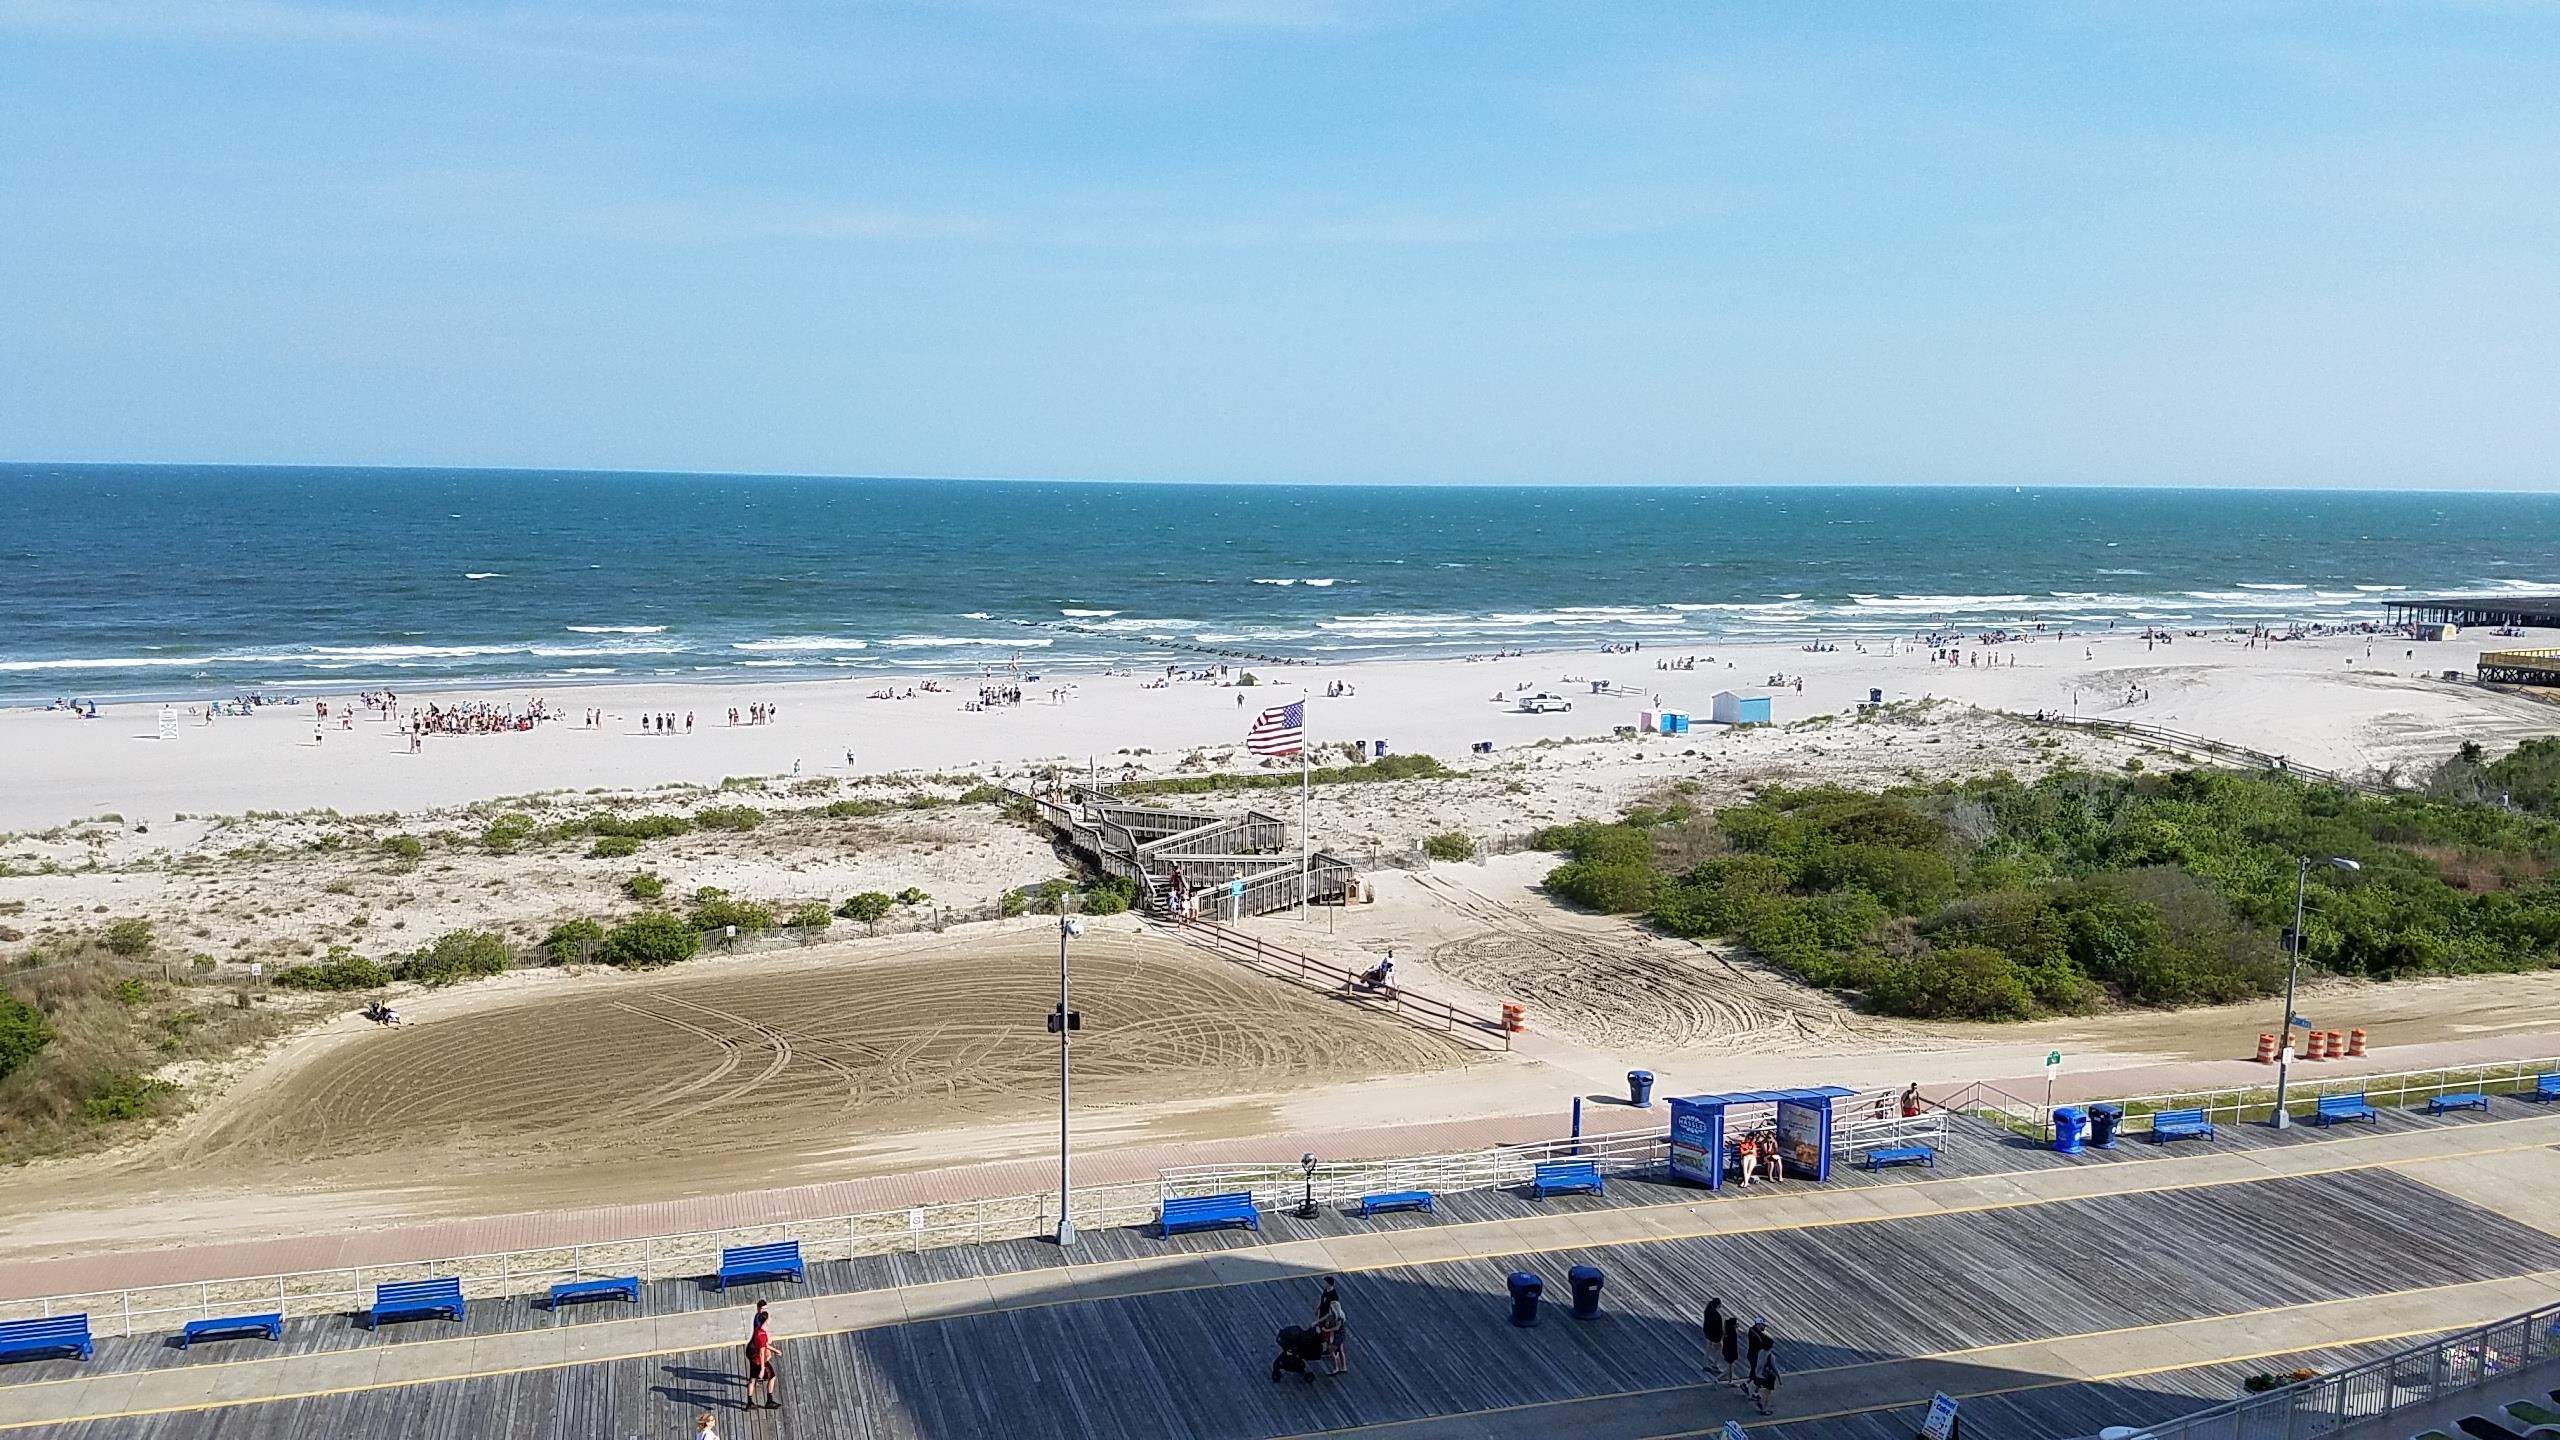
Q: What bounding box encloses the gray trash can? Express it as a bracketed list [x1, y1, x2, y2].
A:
[1507, 1271, 1543, 1327]
[1627, 1070, 1655, 1108]
[2052, 1106, 2087, 1154]
[1567, 1265, 1605, 1320]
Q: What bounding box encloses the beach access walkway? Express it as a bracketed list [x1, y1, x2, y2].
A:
[6, 1110, 2560, 1439]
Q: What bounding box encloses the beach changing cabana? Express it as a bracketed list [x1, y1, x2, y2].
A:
[1667, 1086, 1855, 1190]
[1710, 691, 1772, 725]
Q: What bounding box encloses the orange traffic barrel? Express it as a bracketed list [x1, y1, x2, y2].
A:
[2347, 1028, 2368, 1057]
[2255, 1033, 2278, 1064]
[2326, 1030, 2344, 1058]
[1501, 1001, 1527, 1034]
[2305, 1030, 2327, 1060]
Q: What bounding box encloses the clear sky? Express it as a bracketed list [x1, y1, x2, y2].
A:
[3, 2, 2556, 487]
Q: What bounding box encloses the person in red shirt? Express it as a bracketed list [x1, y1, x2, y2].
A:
[744, 1314, 780, 1410]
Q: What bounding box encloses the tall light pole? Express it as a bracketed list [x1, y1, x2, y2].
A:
[2272, 855, 2360, 1131]
[1051, 899, 1084, 1245]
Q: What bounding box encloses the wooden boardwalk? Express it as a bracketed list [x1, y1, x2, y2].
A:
[10, 1112, 2560, 1439]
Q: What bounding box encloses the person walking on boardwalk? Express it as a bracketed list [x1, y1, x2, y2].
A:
[1701, 1297, 1726, 1378]
[1720, 1313, 1742, 1391]
[1314, 1277, 1349, 1376]
[1749, 1340, 1780, 1415]
[744, 1308, 781, 1410]
[1745, 1318, 1773, 1395]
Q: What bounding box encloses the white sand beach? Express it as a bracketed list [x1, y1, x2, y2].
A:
[4, 627, 2550, 832]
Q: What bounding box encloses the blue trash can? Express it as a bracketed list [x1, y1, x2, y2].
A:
[2052, 1106, 2087, 1154]
[1507, 1271, 1543, 1327]
[1567, 1265, 1605, 1320]
[2088, 1103, 2123, 1149]
[1627, 1070, 1655, 1108]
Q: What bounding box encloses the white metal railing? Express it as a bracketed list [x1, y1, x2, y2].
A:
[2121, 1296, 2560, 1439]
[2100, 1054, 2560, 1128]
[0, 1182, 1162, 1339]
[1159, 1129, 1668, 1210]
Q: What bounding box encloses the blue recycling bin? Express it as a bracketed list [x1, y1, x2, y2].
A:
[1507, 1271, 1543, 1327]
[2088, 1103, 2123, 1149]
[1567, 1265, 1605, 1320]
[2052, 1106, 2087, 1154]
[1627, 1070, 1655, 1108]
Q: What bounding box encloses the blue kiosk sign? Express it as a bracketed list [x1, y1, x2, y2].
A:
[1666, 1087, 1856, 1190]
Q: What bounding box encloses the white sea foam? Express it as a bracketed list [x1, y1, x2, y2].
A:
[883, 636, 1051, 648]
[1059, 609, 1120, 618]
[2235, 582, 2306, 591]
[730, 636, 869, 652]
[1252, 577, 1346, 587]
[462, 572, 503, 580]
[566, 625, 667, 634]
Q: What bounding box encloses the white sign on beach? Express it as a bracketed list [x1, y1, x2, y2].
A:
[158, 705, 179, 741]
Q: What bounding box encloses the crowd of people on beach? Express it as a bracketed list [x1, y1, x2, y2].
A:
[408, 698, 556, 737]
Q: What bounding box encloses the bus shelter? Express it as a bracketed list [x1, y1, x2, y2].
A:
[1667, 1086, 1856, 1191]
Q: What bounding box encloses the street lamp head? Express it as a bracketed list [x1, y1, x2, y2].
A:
[2327, 857, 2361, 872]
[1061, 916, 1086, 939]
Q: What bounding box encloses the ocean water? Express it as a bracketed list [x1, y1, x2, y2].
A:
[5, 464, 2559, 702]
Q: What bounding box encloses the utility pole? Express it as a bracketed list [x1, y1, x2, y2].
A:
[2273, 856, 2359, 1131]
[1052, 896, 1083, 1244]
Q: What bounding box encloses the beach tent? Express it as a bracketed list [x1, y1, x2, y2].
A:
[1710, 691, 1772, 725]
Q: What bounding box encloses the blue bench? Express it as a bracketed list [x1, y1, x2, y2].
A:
[2150, 1108, 2217, 1143]
[1159, 1192, 1261, 1238]
[1531, 1160, 1604, 1198]
[1358, 1189, 1434, 1218]
[1865, 1145, 1936, 1172]
[715, 1242, 805, 1292]
[546, 1276, 639, 1310]
[2533, 1073, 2560, 1103]
[367, 1277, 465, 1329]
[0, 1314, 92, 1364]
[179, 1312, 281, 1349]
[2314, 1093, 2379, 1126]
[2429, 1092, 2491, 1116]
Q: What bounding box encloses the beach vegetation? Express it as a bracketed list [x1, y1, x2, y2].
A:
[541, 918, 604, 964]
[1548, 768, 2560, 1021]
[596, 913, 700, 968]
[2431, 736, 2560, 818]
[83, 1071, 176, 1124]
[1423, 832, 1476, 862]
[786, 902, 834, 930]
[895, 886, 931, 907]
[102, 918, 154, 958]
[825, 798, 891, 819]
[686, 888, 774, 933]
[589, 835, 641, 858]
[838, 892, 896, 926]
[1083, 874, 1140, 915]
[273, 947, 392, 990]
[480, 812, 538, 853]
[393, 929, 509, 987]
[586, 813, 691, 840]
[957, 783, 1006, 805]
[622, 872, 666, 900]
[693, 804, 765, 832]
[1117, 752, 1450, 798]
[0, 994, 52, 1080]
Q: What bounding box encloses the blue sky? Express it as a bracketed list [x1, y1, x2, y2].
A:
[2, 2, 2556, 487]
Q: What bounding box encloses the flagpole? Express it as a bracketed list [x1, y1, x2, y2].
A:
[1299, 689, 1311, 917]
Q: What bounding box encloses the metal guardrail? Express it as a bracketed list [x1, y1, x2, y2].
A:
[2122, 1297, 2560, 1440]
[1160, 1128, 1669, 1210]
[1155, 915, 1515, 1049]
[2099, 1054, 2560, 1128]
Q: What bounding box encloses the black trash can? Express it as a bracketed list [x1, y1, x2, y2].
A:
[1567, 1265, 1605, 1320]
[2088, 1103, 2123, 1149]
[1627, 1070, 1655, 1108]
[1507, 1271, 1543, 1327]
[2052, 1106, 2087, 1154]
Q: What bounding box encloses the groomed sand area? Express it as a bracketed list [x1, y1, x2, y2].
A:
[146, 925, 1471, 1201]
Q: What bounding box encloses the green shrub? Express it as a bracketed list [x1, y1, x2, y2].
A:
[693, 805, 765, 832]
[0, 993, 53, 1080]
[1870, 944, 2037, 1021]
[83, 1071, 176, 1123]
[957, 783, 1005, 805]
[838, 892, 895, 925]
[686, 887, 775, 933]
[589, 835, 641, 859]
[542, 917, 605, 965]
[393, 929, 509, 987]
[825, 798, 891, 819]
[103, 918, 154, 958]
[786, 902, 834, 930]
[623, 872, 666, 900]
[895, 886, 930, 907]
[112, 977, 150, 1006]
[480, 812, 537, 853]
[1422, 832, 1476, 863]
[1546, 859, 1659, 913]
[597, 913, 701, 968]
[587, 813, 691, 840]
[380, 834, 424, 861]
[1116, 752, 1451, 798]
[1084, 874, 1140, 916]
[273, 949, 392, 991]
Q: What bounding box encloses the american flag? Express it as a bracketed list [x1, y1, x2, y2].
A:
[1246, 699, 1305, 757]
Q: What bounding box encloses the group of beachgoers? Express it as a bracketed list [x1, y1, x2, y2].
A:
[408, 698, 557, 737]
[731, 704, 779, 725]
